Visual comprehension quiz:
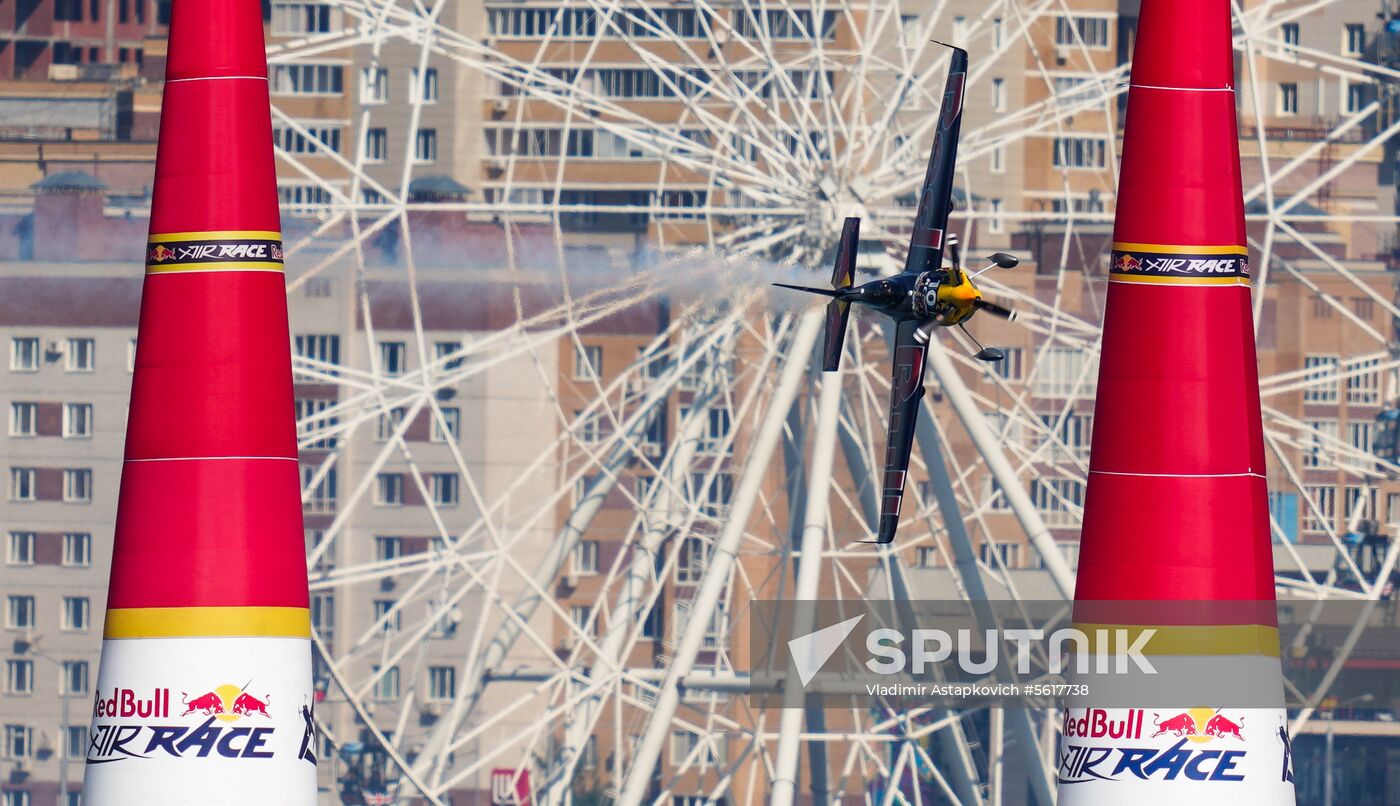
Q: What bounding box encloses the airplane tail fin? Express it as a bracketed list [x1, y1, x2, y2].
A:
[822, 217, 860, 372]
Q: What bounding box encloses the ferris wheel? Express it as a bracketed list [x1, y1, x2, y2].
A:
[260, 0, 1400, 802]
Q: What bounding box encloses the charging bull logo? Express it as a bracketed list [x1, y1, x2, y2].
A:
[1205, 713, 1245, 740]
[147, 244, 176, 263]
[180, 682, 271, 722]
[1113, 253, 1142, 272]
[1151, 708, 1245, 742]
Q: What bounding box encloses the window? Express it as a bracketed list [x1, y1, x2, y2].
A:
[1303, 485, 1336, 534]
[676, 536, 712, 584]
[375, 473, 404, 506]
[427, 666, 456, 700]
[990, 143, 1005, 174]
[269, 63, 344, 96]
[375, 407, 406, 441]
[5, 660, 33, 694]
[991, 77, 1005, 112]
[62, 660, 88, 695]
[1052, 136, 1108, 169]
[306, 530, 335, 577]
[988, 198, 1004, 234]
[63, 532, 91, 566]
[304, 466, 337, 512]
[980, 541, 1022, 569]
[981, 413, 1025, 453]
[1344, 23, 1365, 56]
[952, 15, 968, 45]
[62, 597, 90, 631]
[10, 468, 35, 502]
[364, 127, 388, 162]
[293, 334, 340, 375]
[271, 1, 340, 34]
[4, 725, 33, 758]
[574, 344, 603, 380]
[992, 17, 1003, 48]
[64, 468, 92, 502]
[1029, 477, 1084, 528]
[1038, 412, 1093, 464]
[295, 398, 338, 450]
[576, 410, 602, 444]
[1303, 417, 1333, 465]
[1280, 22, 1300, 47]
[1303, 355, 1339, 403]
[698, 472, 734, 517]
[431, 407, 460, 442]
[361, 67, 389, 103]
[310, 592, 335, 639]
[371, 665, 399, 699]
[570, 604, 594, 637]
[414, 128, 438, 164]
[573, 539, 599, 575]
[1033, 347, 1097, 398]
[1348, 357, 1381, 406]
[1055, 16, 1109, 48]
[412, 67, 439, 102]
[378, 341, 406, 375]
[63, 402, 92, 438]
[1344, 80, 1365, 114]
[434, 340, 463, 371]
[1348, 420, 1373, 456]
[65, 725, 87, 759]
[700, 408, 732, 455]
[988, 347, 1023, 382]
[430, 473, 459, 507]
[6, 596, 35, 629]
[374, 536, 403, 562]
[10, 337, 39, 371]
[915, 546, 940, 567]
[669, 730, 727, 767]
[62, 337, 94, 371]
[274, 123, 342, 155]
[1344, 486, 1377, 521]
[278, 183, 337, 212]
[1278, 82, 1299, 115]
[899, 14, 921, 49]
[9, 402, 37, 436]
[7, 532, 34, 566]
[372, 601, 401, 634]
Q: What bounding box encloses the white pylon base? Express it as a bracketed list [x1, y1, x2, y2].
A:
[1056, 707, 1296, 805]
[82, 637, 317, 805]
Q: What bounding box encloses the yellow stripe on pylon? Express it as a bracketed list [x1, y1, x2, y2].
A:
[1072, 623, 1280, 657]
[104, 606, 311, 638]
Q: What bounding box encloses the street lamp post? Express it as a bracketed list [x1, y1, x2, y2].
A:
[15, 638, 74, 806]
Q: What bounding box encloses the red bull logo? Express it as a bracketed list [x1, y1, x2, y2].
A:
[1113, 253, 1142, 272]
[1205, 713, 1245, 740]
[1151, 708, 1245, 742]
[180, 682, 271, 722]
[147, 244, 177, 263]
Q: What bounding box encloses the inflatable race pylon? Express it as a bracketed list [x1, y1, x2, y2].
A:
[83, 0, 317, 802]
[1057, 1, 1296, 804]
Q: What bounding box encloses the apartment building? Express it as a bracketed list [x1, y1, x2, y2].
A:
[0, 0, 167, 80]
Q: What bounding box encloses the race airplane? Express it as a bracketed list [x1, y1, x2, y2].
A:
[774, 45, 1020, 544]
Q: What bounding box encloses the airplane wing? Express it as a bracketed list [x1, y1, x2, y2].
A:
[875, 319, 929, 544]
[902, 45, 968, 277]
